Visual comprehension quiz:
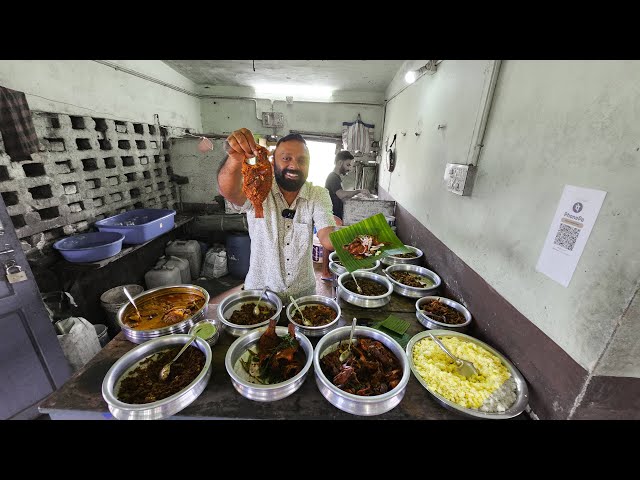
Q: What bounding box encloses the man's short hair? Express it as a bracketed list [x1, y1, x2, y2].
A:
[335, 150, 354, 164]
[275, 133, 307, 149]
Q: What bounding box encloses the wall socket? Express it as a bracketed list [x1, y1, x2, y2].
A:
[262, 112, 284, 128]
[444, 163, 476, 196]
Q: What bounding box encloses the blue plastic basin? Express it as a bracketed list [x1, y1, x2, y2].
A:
[94, 209, 176, 244]
[53, 232, 125, 263]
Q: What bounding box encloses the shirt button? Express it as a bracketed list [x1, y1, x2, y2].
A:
[286, 243, 289, 246]
[287, 273, 290, 276]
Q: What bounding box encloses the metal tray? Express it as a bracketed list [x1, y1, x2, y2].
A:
[406, 330, 529, 419]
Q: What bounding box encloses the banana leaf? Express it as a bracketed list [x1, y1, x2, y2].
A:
[329, 213, 411, 272]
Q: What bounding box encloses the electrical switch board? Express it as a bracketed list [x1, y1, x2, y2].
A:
[262, 112, 284, 128]
[445, 163, 476, 196]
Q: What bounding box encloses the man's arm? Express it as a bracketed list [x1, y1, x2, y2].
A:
[335, 188, 369, 201]
[314, 188, 337, 251]
[216, 128, 258, 206]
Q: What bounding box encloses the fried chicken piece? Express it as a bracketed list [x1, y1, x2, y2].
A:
[242, 144, 272, 218]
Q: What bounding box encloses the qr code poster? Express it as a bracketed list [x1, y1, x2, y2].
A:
[536, 185, 606, 287]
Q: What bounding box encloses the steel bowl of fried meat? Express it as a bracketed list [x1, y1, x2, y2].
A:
[225, 319, 313, 402]
[117, 285, 210, 344]
[217, 288, 283, 337]
[380, 244, 423, 267]
[285, 294, 341, 337]
[337, 271, 393, 308]
[383, 264, 441, 298]
[415, 296, 472, 332]
[313, 325, 410, 416]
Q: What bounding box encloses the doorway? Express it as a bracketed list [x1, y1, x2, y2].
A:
[306, 140, 339, 188]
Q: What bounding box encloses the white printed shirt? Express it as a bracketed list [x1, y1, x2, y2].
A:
[238, 179, 336, 301]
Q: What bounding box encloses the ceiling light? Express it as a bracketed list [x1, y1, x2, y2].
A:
[253, 84, 334, 101]
[404, 61, 439, 84]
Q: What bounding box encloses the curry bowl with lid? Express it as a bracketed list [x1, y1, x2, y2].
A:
[102, 333, 212, 420]
[285, 294, 341, 337]
[225, 325, 313, 402]
[217, 289, 283, 337]
[313, 325, 410, 416]
[337, 271, 393, 308]
[117, 284, 210, 344]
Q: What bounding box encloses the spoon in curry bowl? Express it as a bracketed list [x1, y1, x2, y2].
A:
[350, 272, 364, 294]
[253, 286, 268, 316]
[339, 317, 358, 362]
[159, 332, 199, 381]
[123, 287, 145, 320]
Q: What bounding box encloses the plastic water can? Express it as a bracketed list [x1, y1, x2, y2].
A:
[165, 240, 202, 281]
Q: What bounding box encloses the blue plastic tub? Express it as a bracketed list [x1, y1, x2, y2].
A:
[94, 209, 176, 244]
[53, 232, 125, 263]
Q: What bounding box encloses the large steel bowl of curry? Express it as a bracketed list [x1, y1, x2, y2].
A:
[337, 271, 393, 308]
[117, 284, 210, 344]
[217, 289, 283, 337]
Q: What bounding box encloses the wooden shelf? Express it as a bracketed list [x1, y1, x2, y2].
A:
[58, 215, 194, 271]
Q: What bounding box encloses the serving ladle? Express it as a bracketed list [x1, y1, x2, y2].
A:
[159, 332, 199, 381]
[290, 295, 312, 326]
[427, 332, 478, 378]
[350, 272, 363, 294]
[123, 286, 149, 319]
[253, 286, 268, 316]
[422, 311, 448, 323]
[339, 318, 358, 362]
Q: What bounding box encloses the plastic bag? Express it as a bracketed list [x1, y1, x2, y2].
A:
[56, 317, 102, 372]
[200, 248, 228, 278]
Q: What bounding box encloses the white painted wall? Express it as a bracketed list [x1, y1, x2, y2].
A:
[0, 60, 202, 130]
[381, 60, 640, 374]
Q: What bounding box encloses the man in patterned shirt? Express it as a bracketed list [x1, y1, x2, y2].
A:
[218, 128, 336, 301]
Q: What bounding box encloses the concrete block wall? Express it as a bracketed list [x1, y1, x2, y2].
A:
[0, 112, 180, 261]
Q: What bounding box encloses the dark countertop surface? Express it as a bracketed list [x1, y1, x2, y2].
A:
[39, 283, 528, 420]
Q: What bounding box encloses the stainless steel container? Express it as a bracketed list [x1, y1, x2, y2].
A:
[380, 245, 423, 267]
[225, 326, 313, 402]
[217, 289, 283, 337]
[314, 325, 410, 416]
[415, 296, 472, 332]
[188, 318, 221, 347]
[406, 329, 529, 419]
[101, 334, 212, 420]
[328, 251, 380, 276]
[337, 271, 393, 308]
[117, 284, 210, 344]
[383, 264, 441, 298]
[285, 295, 341, 337]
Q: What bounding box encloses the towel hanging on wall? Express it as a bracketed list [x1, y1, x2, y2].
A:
[342, 114, 375, 153]
[0, 86, 39, 159]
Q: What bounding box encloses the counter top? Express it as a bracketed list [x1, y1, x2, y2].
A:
[39, 289, 528, 421]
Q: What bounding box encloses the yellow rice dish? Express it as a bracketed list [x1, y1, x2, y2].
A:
[412, 336, 511, 409]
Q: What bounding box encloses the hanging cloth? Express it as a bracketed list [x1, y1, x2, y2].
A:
[342, 114, 375, 153]
[0, 86, 39, 159]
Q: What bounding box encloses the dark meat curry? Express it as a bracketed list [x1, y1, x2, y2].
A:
[117, 346, 205, 404]
[391, 252, 417, 259]
[388, 271, 434, 288]
[228, 302, 275, 325]
[320, 337, 402, 396]
[123, 293, 205, 330]
[343, 278, 388, 296]
[422, 299, 466, 325]
[292, 304, 337, 327]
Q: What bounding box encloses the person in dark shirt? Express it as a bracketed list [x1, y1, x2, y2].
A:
[321, 150, 370, 280]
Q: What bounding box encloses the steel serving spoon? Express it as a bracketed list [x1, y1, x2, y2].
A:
[159, 333, 199, 381]
[350, 272, 363, 294]
[123, 286, 147, 319]
[253, 287, 268, 316]
[427, 332, 478, 378]
[339, 317, 358, 362]
[290, 295, 312, 326]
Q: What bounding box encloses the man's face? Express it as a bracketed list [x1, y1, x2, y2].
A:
[340, 159, 353, 176]
[273, 140, 310, 192]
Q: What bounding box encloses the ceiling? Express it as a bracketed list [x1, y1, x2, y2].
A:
[162, 60, 405, 92]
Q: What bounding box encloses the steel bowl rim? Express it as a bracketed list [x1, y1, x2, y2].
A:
[313, 325, 411, 404]
[116, 284, 210, 334]
[224, 325, 314, 391]
[337, 271, 393, 300]
[388, 244, 423, 259]
[101, 334, 212, 415]
[415, 295, 472, 328]
[217, 289, 283, 330]
[329, 252, 380, 272]
[285, 294, 341, 331]
[405, 329, 529, 419]
[383, 264, 442, 292]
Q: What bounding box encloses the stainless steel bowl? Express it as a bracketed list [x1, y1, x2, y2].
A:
[415, 296, 472, 332]
[218, 289, 283, 337]
[328, 251, 380, 276]
[406, 329, 529, 419]
[189, 318, 221, 347]
[285, 295, 341, 337]
[337, 271, 393, 308]
[102, 334, 212, 420]
[380, 245, 423, 267]
[314, 325, 410, 416]
[117, 284, 210, 344]
[383, 264, 441, 298]
[225, 325, 313, 401]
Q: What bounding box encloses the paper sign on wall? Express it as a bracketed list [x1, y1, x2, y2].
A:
[535, 185, 607, 287]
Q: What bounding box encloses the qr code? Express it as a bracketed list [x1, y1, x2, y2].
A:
[553, 223, 580, 251]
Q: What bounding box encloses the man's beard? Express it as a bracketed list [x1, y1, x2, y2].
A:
[274, 165, 306, 191]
